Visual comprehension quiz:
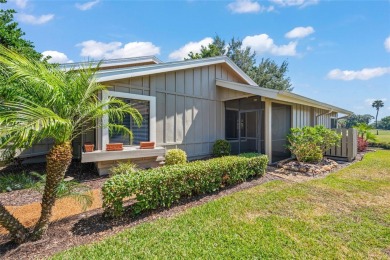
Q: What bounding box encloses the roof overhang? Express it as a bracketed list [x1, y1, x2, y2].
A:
[94, 56, 257, 86]
[61, 56, 162, 71]
[216, 79, 353, 115]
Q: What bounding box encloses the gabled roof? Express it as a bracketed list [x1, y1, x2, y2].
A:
[94, 56, 258, 86]
[61, 56, 162, 70]
[216, 79, 353, 115]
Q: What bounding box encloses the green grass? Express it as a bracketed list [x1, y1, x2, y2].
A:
[370, 129, 390, 143]
[54, 151, 390, 259]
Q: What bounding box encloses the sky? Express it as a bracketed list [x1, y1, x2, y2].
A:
[4, 0, 390, 120]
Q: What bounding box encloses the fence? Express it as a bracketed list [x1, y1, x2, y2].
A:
[325, 128, 358, 162]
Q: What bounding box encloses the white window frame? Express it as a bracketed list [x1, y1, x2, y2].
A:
[102, 90, 156, 149]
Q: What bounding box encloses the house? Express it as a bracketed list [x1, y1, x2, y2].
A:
[19, 56, 353, 175]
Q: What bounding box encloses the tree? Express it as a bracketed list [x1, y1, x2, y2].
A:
[343, 114, 374, 128]
[187, 35, 226, 59]
[0, 46, 143, 243]
[249, 58, 293, 91]
[378, 116, 390, 130]
[0, 0, 41, 59]
[187, 35, 292, 91]
[372, 100, 384, 135]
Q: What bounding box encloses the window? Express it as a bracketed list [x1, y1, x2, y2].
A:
[331, 118, 337, 129]
[102, 91, 156, 149]
[225, 110, 238, 140]
[110, 98, 149, 145]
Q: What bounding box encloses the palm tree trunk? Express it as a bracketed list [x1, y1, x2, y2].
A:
[376, 109, 379, 135]
[0, 202, 29, 243]
[31, 142, 72, 240]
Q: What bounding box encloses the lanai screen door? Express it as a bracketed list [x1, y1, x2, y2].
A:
[225, 97, 264, 154]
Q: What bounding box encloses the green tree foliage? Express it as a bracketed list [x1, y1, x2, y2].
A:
[187, 35, 292, 91]
[340, 114, 374, 128]
[0, 46, 142, 243]
[187, 35, 226, 59]
[0, 0, 41, 59]
[249, 58, 292, 91]
[0, 0, 42, 106]
[378, 116, 390, 130]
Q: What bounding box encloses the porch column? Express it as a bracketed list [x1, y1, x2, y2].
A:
[264, 98, 272, 163]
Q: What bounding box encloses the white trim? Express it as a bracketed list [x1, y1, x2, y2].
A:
[95, 56, 257, 86]
[217, 79, 352, 115]
[61, 56, 162, 71]
[102, 91, 156, 150]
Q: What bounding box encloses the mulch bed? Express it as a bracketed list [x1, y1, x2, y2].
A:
[0, 161, 107, 206]
[0, 173, 282, 259]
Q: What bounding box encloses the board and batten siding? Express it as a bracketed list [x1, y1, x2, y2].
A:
[106, 64, 246, 158]
[292, 104, 337, 128]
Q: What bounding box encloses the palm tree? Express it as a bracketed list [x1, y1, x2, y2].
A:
[0, 45, 142, 243]
[372, 100, 384, 135]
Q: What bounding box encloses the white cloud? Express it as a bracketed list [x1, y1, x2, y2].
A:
[11, 0, 28, 8]
[42, 50, 73, 64]
[327, 67, 390, 81]
[228, 0, 274, 13]
[77, 40, 160, 59]
[285, 26, 315, 39]
[269, 0, 319, 8]
[17, 13, 54, 25]
[75, 0, 100, 11]
[385, 36, 390, 52]
[168, 37, 213, 60]
[228, 0, 258, 13]
[242, 34, 297, 56]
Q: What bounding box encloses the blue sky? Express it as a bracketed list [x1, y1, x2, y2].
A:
[4, 0, 390, 119]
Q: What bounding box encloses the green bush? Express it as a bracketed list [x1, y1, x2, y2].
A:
[102, 155, 268, 217]
[287, 125, 341, 163]
[239, 153, 262, 158]
[368, 141, 390, 150]
[165, 149, 187, 165]
[109, 162, 138, 177]
[212, 139, 231, 157]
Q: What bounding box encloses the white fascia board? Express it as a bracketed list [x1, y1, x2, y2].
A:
[216, 79, 352, 115]
[95, 56, 257, 86]
[216, 79, 278, 99]
[278, 92, 353, 115]
[61, 56, 162, 71]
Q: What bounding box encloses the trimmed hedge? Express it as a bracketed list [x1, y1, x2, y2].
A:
[368, 141, 390, 150]
[102, 155, 268, 217]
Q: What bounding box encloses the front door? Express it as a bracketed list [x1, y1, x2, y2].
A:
[239, 111, 259, 153]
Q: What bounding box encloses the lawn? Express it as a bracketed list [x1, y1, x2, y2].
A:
[370, 129, 390, 143]
[54, 150, 390, 259]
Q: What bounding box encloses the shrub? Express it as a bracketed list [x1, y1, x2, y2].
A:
[287, 125, 341, 163]
[102, 155, 268, 217]
[239, 153, 262, 158]
[110, 162, 138, 177]
[368, 141, 390, 150]
[0, 172, 37, 193]
[212, 139, 231, 157]
[358, 137, 368, 152]
[165, 149, 187, 165]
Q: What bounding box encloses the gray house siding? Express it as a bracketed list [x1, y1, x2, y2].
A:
[105, 63, 246, 159]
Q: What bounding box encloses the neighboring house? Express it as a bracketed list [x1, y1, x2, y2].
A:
[17, 56, 352, 175]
